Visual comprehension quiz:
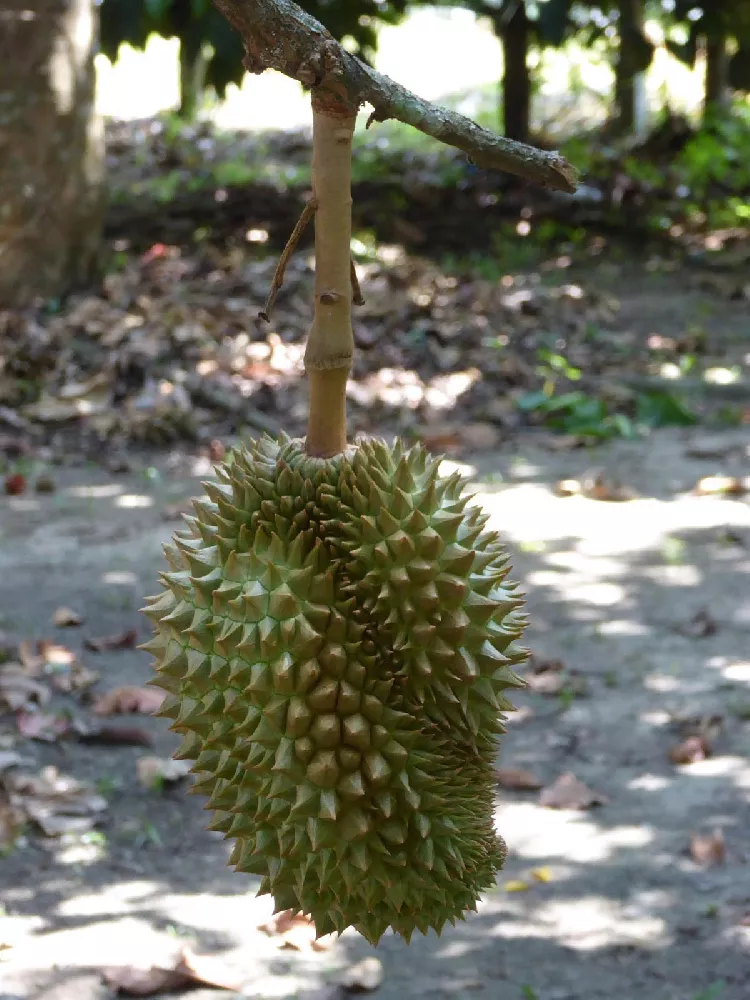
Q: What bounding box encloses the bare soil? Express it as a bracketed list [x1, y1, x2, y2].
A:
[1, 420, 748, 1000]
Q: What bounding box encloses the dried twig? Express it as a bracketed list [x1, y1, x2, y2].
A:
[350, 259, 364, 306]
[258, 197, 317, 322]
[211, 0, 578, 193]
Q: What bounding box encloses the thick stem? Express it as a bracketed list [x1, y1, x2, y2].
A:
[304, 102, 356, 458]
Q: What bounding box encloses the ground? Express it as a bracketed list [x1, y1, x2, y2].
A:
[1, 422, 748, 1000]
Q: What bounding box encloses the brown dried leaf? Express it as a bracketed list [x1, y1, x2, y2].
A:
[680, 609, 718, 638]
[259, 910, 335, 952]
[50, 662, 99, 695]
[689, 830, 725, 867]
[694, 475, 747, 497]
[8, 765, 106, 837]
[494, 767, 543, 791]
[101, 945, 242, 997]
[0, 667, 50, 711]
[669, 735, 711, 765]
[53, 607, 83, 627]
[0, 796, 25, 850]
[34, 473, 56, 493]
[582, 472, 637, 502]
[75, 724, 153, 748]
[553, 478, 582, 497]
[525, 657, 569, 695]
[84, 628, 138, 653]
[101, 965, 188, 997]
[17, 640, 43, 674]
[16, 710, 70, 742]
[339, 957, 383, 993]
[417, 427, 462, 453]
[4, 473, 26, 496]
[540, 772, 607, 810]
[458, 421, 501, 452]
[38, 641, 75, 668]
[92, 686, 164, 716]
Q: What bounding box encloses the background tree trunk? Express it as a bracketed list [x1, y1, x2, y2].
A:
[614, 0, 648, 136]
[499, 1, 531, 144]
[0, 0, 104, 308]
[179, 43, 209, 119]
[704, 33, 730, 120]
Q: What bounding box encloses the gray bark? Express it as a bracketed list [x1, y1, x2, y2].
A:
[0, 0, 104, 308]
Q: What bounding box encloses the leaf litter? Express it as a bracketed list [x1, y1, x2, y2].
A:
[102, 946, 242, 996]
[1, 764, 106, 839]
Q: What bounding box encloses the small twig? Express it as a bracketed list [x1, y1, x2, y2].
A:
[212, 0, 578, 192]
[258, 197, 317, 322]
[350, 258, 364, 306]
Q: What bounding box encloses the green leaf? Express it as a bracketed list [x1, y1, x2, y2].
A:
[635, 391, 697, 428]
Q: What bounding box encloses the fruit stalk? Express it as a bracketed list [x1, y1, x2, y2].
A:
[304, 99, 357, 458]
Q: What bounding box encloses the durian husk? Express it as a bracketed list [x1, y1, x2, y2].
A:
[142, 434, 527, 944]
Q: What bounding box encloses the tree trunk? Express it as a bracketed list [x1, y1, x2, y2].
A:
[704, 33, 730, 120]
[614, 0, 648, 136]
[179, 42, 209, 119]
[0, 0, 104, 308]
[498, 2, 530, 144]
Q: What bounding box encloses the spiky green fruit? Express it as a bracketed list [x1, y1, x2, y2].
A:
[143, 434, 527, 945]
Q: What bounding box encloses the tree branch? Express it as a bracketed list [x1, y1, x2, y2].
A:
[211, 0, 579, 193]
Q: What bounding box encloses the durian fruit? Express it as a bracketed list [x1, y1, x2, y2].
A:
[143, 432, 527, 945]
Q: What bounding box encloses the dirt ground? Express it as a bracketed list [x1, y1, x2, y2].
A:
[0, 422, 748, 1000]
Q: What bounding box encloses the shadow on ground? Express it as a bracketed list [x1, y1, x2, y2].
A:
[0, 427, 748, 1000]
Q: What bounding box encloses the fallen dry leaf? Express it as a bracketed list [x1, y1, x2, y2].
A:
[540, 772, 607, 810]
[0, 667, 50, 712]
[458, 421, 501, 451]
[694, 475, 747, 497]
[503, 879, 530, 892]
[50, 661, 99, 695]
[672, 713, 723, 742]
[34, 473, 56, 493]
[523, 657, 586, 696]
[16, 710, 70, 742]
[38, 641, 75, 668]
[101, 965, 187, 997]
[85, 628, 138, 653]
[0, 795, 25, 851]
[259, 910, 335, 951]
[102, 946, 242, 997]
[17, 640, 44, 674]
[574, 471, 637, 502]
[531, 867, 553, 883]
[669, 735, 711, 765]
[494, 767, 543, 791]
[680, 609, 718, 638]
[553, 478, 582, 497]
[53, 607, 83, 627]
[136, 756, 192, 789]
[339, 957, 383, 993]
[689, 830, 725, 867]
[416, 427, 462, 453]
[4, 473, 26, 496]
[6, 765, 106, 838]
[75, 724, 154, 748]
[92, 686, 164, 716]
